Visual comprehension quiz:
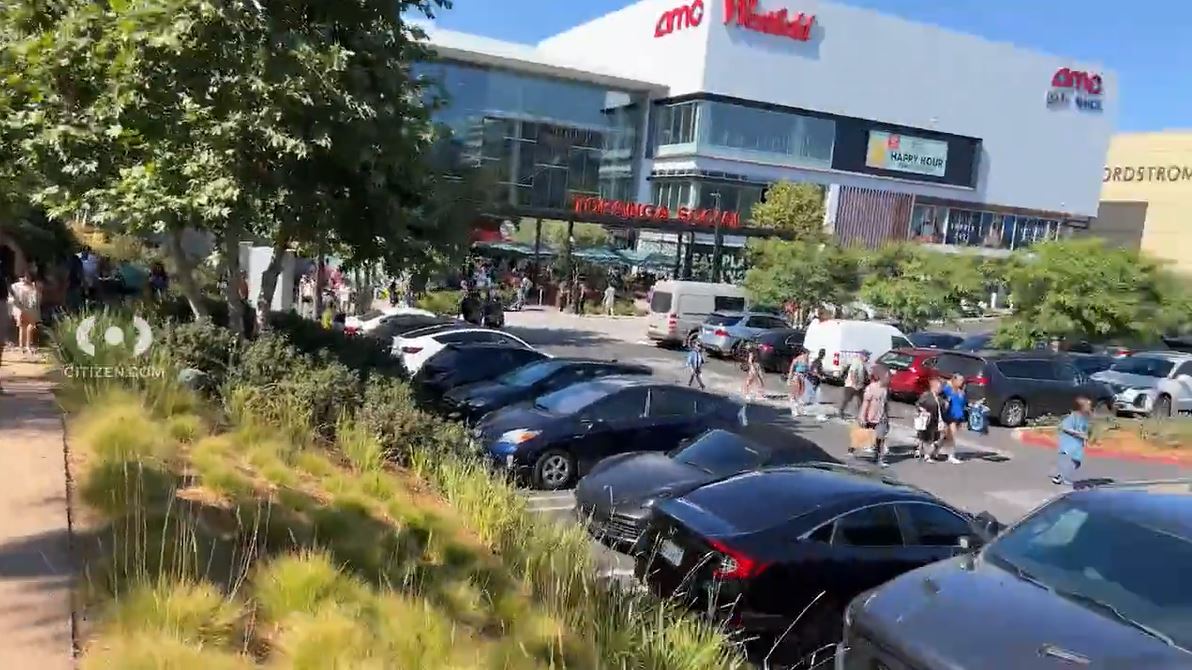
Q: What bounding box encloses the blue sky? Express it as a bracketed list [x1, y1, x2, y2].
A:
[425, 0, 1191, 132]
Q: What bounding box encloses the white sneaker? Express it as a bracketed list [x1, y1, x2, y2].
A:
[948, 456, 962, 464]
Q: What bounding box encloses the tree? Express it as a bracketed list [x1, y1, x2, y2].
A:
[994, 238, 1192, 349]
[4, 0, 451, 333]
[748, 181, 826, 240]
[743, 239, 860, 319]
[859, 244, 991, 331]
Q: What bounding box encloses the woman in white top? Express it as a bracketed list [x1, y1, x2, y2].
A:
[9, 270, 41, 355]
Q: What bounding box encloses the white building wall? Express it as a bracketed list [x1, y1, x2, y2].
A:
[541, 0, 1116, 218]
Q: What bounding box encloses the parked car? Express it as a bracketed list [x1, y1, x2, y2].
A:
[839, 480, 1192, 670]
[697, 311, 790, 357]
[646, 280, 748, 349]
[575, 429, 816, 548]
[953, 331, 994, 352]
[395, 326, 533, 374]
[927, 351, 1114, 427]
[1070, 352, 1115, 377]
[441, 358, 651, 423]
[636, 466, 998, 662]
[344, 305, 437, 336]
[907, 331, 964, 350]
[368, 314, 455, 341]
[876, 348, 942, 399]
[476, 377, 744, 490]
[413, 343, 548, 408]
[1092, 351, 1192, 418]
[749, 328, 805, 373]
[802, 320, 913, 382]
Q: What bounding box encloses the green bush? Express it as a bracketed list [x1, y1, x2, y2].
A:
[415, 290, 460, 316]
[268, 311, 403, 381]
[356, 377, 472, 464]
[160, 320, 242, 392]
[146, 295, 256, 334]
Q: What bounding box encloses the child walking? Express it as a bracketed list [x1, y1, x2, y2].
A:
[1053, 396, 1092, 486]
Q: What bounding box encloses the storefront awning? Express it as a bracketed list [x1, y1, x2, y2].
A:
[473, 240, 557, 257]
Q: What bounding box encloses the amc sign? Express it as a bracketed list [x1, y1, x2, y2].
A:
[1047, 67, 1104, 113]
[655, 0, 705, 38]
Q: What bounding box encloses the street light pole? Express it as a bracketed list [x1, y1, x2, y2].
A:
[710, 191, 723, 283]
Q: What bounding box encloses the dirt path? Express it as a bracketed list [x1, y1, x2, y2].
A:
[0, 357, 75, 669]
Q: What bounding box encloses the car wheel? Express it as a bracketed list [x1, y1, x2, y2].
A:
[685, 331, 700, 350]
[533, 450, 575, 490]
[999, 398, 1028, 427]
[1154, 394, 1172, 419]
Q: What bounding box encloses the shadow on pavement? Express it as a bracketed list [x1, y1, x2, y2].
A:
[504, 325, 622, 349]
[738, 403, 841, 464]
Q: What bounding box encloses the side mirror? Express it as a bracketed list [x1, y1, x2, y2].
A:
[975, 511, 1002, 538]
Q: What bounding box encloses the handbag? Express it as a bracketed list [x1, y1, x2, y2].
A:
[850, 424, 876, 450]
[913, 410, 930, 431]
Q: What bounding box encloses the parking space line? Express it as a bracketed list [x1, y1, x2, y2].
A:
[528, 503, 576, 512]
[527, 492, 575, 501]
[597, 568, 636, 579]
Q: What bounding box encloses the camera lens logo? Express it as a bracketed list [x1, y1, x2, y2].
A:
[75, 316, 153, 357]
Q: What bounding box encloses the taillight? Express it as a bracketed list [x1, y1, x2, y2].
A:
[972, 375, 988, 386]
[708, 539, 770, 580]
[344, 326, 359, 335]
[667, 314, 677, 332]
[714, 328, 729, 337]
[832, 352, 840, 367]
[401, 346, 423, 354]
[759, 343, 773, 352]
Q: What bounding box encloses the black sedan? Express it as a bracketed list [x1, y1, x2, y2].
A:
[576, 429, 815, 548]
[841, 481, 1192, 669]
[749, 328, 805, 372]
[414, 343, 547, 409]
[636, 467, 997, 663]
[442, 358, 651, 423]
[477, 377, 744, 490]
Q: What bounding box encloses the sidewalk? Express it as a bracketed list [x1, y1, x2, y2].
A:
[0, 358, 75, 669]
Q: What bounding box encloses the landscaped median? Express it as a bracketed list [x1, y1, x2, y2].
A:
[54, 310, 746, 669]
[1016, 417, 1192, 466]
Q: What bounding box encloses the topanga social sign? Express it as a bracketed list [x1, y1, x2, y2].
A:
[865, 131, 949, 178]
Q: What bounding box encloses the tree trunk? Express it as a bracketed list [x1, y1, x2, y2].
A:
[222, 223, 245, 338]
[256, 234, 289, 318]
[313, 240, 326, 319]
[167, 226, 208, 319]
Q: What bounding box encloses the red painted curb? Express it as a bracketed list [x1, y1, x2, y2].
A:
[1013, 428, 1192, 466]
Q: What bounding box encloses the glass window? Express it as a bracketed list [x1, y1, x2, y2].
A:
[808, 522, 835, 543]
[1174, 362, 1192, 378]
[587, 388, 649, 421]
[892, 335, 914, 350]
[705, 314, 741, 327]
[933, 354, 985, 377]
[714, 296, 747, 312]
[985, 497, 1192, 651]
[647, 388, 699, 417]
[496, 360, 566, 388]
[877, 351, 915, 371]
[835, 505, 904, 547]
[996, 359, 1057, 380]
[650, 291, 673, 313]
[652, 180, 694, 211]
[672, 431, 768, 474]
[700, 101, 834, 167]
[1108, 356, 1175, 378]
[900, 503, 973, 546]
[655, 102, 699, 146]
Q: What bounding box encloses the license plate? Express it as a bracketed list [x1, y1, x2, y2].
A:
[660, 539, 684, 566]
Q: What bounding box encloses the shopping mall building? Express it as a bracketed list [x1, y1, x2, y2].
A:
[420, 0, 1115, 277]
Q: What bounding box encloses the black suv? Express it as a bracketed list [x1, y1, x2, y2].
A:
[926, 351, 1113, 427]
[840, 480, 1192, 670]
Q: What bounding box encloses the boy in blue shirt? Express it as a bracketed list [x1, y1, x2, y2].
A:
[685, 341, 706, 390]
[1053, 395, 1092, 486]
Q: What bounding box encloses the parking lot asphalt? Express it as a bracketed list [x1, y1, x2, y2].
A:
[493, 310, 1192, 582]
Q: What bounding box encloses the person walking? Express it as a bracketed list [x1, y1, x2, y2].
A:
[857, 366, 892, 467]
[787, 348, 809, 418]
[685, 340, 706, 390]
[148, 262, 169, 300]
[1053, 396, 1092, 486]
[575, 278, 589, 316]
[838, 350, 870, 418]
[387, 279, 399, 307]
[938, 374, 967, 464]
[806, 348, 826, 419]
[0, 281, 9, 394]
[915, 377, 947, 462]
[603, 283, 616, 316]
[9, 270, 41, 357]
[741, 344, 766, 401]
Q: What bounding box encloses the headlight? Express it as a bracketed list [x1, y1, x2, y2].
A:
[497, 428, 541, 445]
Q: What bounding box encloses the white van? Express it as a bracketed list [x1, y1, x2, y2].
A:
[803, 319, 913, 381]
[646, 280, 748, 348]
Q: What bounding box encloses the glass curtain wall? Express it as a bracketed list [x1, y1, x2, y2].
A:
[909, 204, 1070, 251]
[418, 60, 646, 210]
[653, 100, 835, 168]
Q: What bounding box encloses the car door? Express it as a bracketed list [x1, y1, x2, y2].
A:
[1170, 362, 1192, 414]
[641, 387, 704, 449]
[813, 504, 914, 609]
[572, 388, 650, 472]
[1048, 359, 1088, 415]
[995, 359, 1055, 416]
[894, 502, 981, 566]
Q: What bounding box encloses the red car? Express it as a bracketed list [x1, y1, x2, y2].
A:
[877, 348, 942, 399]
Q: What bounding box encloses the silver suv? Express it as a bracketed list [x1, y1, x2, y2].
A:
[1092, 351, 1192, 417]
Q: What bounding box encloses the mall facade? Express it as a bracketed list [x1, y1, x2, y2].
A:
[420, 0, 1115, 275]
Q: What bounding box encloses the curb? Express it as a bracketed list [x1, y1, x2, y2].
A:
[1013, 428, 1192, 466]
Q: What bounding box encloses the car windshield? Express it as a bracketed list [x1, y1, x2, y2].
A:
[650, 291, 672, 313]
[534, 382, 615, 414]
[877, 351, 915, 371]
[496, 360, 565, 388]
[705, 314, 740, 327]
[1109, 356, 1174, 378]
[671, 431, 767, 475]
[985, 497, 1192, 651]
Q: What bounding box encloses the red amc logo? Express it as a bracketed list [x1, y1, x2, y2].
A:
[1051, 67, 1103, 96]
[655, 0, 705, 38]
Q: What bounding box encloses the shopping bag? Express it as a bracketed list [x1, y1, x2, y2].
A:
[913, 410, 930, 431]
[850, 425, 876, 450]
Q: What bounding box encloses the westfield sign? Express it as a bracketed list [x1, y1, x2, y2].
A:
[656, 0, 815, 41]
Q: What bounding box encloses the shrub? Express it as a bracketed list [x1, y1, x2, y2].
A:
[416, 290, 460, 316]
[356, 377, 473, 464]
[268, 311, 404, 382]
[80, 631, 254, 670]
[160, 320, 241, 391]
[104, 581, 242, 647]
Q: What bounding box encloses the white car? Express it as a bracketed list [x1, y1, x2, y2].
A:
[1092, 351, 1192, 417]
[345, 306, 436, 335]
[394, 326, 535, 375]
